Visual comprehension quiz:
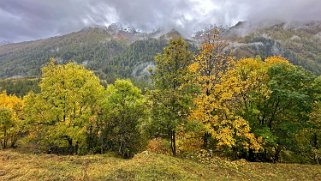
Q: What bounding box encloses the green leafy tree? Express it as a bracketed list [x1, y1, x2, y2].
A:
[295, 75, 321, 163]
[265, 62, 315, 151]
[101, 79, 146, 158]
[242, 58, 316, 162]
[221, 56, 316, 162]
[216, 56, 284, 160]
[149, 38, 193, 156]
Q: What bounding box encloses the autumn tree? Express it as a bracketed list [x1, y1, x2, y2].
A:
[189, 30, 261, 158]
[0, 108, 12, 149]
[218, 57, 284, 160]
[24, 59, 104, 154]
[189, 30, 233, 149]
[220, 56, 317, 162]
[149, 38, 194, 156]
[0, 91, 24, 149]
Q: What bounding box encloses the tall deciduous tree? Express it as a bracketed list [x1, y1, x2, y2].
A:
[24, 58, 104, 154]
[262, 59, 316, 161]
[189, 30, 233, 149]
[304, 76, 321, 163]
[149, 38, 193, 156]
[101, 79, 146, 158]
[0, 107, 12, 149]
[218, 56, 284, 160]
[0, 91, 24, 149]
[222, 56, 316, 161]
[189, 31, 263, 156]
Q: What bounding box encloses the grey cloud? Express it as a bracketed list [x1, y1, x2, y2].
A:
[238, 0, 321, 23]
[0, 0, 321, 42]
[0, 0, 113, 42]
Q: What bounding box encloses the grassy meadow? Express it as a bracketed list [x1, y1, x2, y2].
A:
[1, 150, 321, 181]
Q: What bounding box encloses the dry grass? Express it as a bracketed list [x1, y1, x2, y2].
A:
[1, 150, 321, 180]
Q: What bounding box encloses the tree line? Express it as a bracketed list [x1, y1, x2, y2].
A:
[1, 32, 321, 163]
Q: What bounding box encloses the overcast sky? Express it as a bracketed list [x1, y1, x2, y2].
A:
[1, 0, 321, 42]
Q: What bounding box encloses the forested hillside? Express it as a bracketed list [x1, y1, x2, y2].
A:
[0, 25, 168, 84]
[223, 21, 321, 74]
[1, 21, 321, 85]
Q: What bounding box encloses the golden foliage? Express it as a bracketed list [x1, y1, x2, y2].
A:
[0, 91, 24, 148]
[0, 91, 24, 115]
[188, 45, 289, 152]
[265, 56, 289, 65]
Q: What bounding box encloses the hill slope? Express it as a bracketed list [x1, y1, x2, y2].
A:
[1, 21, 321, 82]
[223, 21, 321, 74]
[0, 26, 167, 83]
[0, 150, 320, 180]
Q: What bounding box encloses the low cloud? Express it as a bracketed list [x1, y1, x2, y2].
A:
[0, 0, 320, 42]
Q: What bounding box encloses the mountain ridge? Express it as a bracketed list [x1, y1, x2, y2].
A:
[0, 21, 321, 81]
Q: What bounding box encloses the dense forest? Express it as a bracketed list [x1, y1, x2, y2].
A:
[1, 31, 321, 165]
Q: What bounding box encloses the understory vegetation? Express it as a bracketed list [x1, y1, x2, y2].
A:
[1, 31, 321, 165]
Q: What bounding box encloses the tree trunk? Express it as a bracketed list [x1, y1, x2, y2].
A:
[3, 126, 7, 149]
[203, 131, 211, 149]
[313, 132, 318, 149]
[75, 141, 79, 155]
[268, 100, 280, 129]
[10, 135, 17, 148]
[240, 148, 247, 160]
[170, 130, 177, 156]
[249, 148, 255, 162]
[101, 129, 106, 154]
[273, 145, 282, 163]
[88, 125, 93, 150]
[68, 138, 73, 154]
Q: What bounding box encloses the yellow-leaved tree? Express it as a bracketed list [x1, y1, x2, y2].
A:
[189, 30, 262, 156]
[24, 58, 104, 154]
[0, 91, 24, 149]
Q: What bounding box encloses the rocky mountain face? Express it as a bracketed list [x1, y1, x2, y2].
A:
[0, 21, 320, 82]
[222, 21, 321, 73]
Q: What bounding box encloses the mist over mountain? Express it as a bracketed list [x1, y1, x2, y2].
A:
[1, 0, 321, 42]
[0, 0, 321, 85]
[1, 20, 321, 83]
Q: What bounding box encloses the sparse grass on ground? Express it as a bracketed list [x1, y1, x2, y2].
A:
[1, 150, 321, 181]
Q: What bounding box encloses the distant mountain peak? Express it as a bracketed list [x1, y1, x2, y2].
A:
[233, 21, 248, 28]
[80, 23, 139, 35]
[0, 40, 12, 46]
[159, 29, 182, 40]
[167, 28, 181, 35]
[107, 23, 137, 34]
